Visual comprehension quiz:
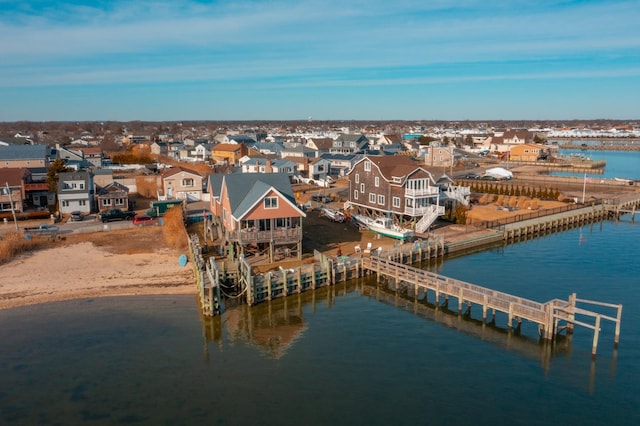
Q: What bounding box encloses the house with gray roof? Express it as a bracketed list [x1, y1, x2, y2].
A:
[240, 158, 298, 175]
[57, 171, 95, 214]
[0, 144, 51, 169]
[329, 134, 369, 155]
[208, 173, 305, 263]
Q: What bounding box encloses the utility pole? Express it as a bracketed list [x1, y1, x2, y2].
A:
[5, 182, 19, 231]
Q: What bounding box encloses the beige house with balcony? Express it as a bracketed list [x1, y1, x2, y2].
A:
[161, 167, 204, 201]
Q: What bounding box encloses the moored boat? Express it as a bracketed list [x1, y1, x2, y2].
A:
[351, 214, 414, 241]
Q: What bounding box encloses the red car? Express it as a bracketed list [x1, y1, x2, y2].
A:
[132, 215, 157, 226]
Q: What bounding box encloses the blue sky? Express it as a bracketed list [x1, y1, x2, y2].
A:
[0, 0, 638, 121]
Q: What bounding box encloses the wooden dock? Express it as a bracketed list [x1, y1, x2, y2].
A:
[361, 255, 622, 358]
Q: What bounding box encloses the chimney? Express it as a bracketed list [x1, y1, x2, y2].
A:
[266, 159, 273, 173]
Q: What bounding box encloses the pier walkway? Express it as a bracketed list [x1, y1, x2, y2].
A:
[361, 255, 622, 358]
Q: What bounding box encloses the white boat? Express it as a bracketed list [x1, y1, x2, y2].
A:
[320, 207, 346, 222]
[351, 214, 414, 241]
[614, 177, 635, 185]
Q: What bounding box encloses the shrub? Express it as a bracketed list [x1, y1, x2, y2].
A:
[162, 206, 188, 250]
[0, 232, 50, 265]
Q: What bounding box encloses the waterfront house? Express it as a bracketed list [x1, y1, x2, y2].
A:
[208, 173, 305, 263]
[508, 143, 549, 162]
[346, 155, 444, 233]
[57, 171, 94, 214]
[161, 166, 204, 201]
[96, 182, 130, 212]
[279, 144, 318, 159]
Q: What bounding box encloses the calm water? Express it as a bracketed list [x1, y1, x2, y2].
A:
[551, 148, 640, 180]
[1, 216, 639, 426]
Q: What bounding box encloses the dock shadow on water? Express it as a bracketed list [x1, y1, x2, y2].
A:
[200, 276, 617, 391]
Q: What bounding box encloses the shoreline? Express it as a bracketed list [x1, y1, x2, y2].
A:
[0, 241, 195, 311]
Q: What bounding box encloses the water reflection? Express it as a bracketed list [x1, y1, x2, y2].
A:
[201, 278, 583, 369]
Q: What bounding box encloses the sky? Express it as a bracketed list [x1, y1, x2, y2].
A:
[0, 0, 639, 121]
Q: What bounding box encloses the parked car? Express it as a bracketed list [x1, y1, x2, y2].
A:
[311, 194, 331, 203]
[479, 175, 498, 181]
[98, 209, 135, 223]
[132, 215, 157, 226]
[70, 211, 83, 221]
[461, 173, 479, 179]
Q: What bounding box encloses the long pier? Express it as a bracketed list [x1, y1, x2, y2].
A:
[361, 255, 622, 358]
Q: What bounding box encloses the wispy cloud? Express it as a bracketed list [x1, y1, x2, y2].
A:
[1, 1, 638, 119]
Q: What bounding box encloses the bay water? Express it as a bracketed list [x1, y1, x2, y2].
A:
[1, 216, 638, 425]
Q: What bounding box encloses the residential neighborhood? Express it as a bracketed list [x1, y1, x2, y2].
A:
[1, 119, 639, 229]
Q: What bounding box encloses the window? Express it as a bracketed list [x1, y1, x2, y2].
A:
[364, 161, 371, 171]
[355, 173, 359, 184]
[360, 183, 365, 193]
[182, 178, 194, 187]
[264, 197, 278, 209]
[378, 195, 385, 205]
[369, 193, 376, 203]
[79, 200, 86, 206]
[354, 190, 359, 200]
[103, 199, 112, 206]
[79, 183, 84, 190]
[62, 200, 69, 207]
[374, 176, 379, 187]
[392, 197, 400, 208]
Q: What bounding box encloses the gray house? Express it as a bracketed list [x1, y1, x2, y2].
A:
[57, 171, 95, 214]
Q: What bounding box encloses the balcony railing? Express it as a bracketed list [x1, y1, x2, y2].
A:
[24, 182, 49, 191]
[405, 187, 439, 197]
[404, 205, 445, 217]
[226, 227, 302, 244]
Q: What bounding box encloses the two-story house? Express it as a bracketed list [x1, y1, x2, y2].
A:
[57, 171, 95, 214]
[329, 134, 369, 155]
[423, 142, 456, 168]
[241, 158, 298, 176]
[208, 173, 305, 263]
[211, 143, 248, 166]
[0, 168, 29, 214]
[346, 155, 444, 234]
[284, 157, 332, 181]
[161, 167, 204, 201]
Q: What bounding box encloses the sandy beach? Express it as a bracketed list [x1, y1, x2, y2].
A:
[0, 240, 195, 310]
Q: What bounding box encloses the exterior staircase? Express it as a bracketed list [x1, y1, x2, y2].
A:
[415, 204, 445, 233]
[444, 185, 471, 206]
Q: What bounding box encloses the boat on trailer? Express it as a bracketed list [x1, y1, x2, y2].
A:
[351, 214, 414, 241]
[320, 207, 346, 222]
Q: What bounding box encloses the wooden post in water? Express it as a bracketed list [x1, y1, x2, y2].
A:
[311, 265, 317, 289]
[567, 293, 576, 334]
[482, 295, 488, 322]
[508, 303, 513, 329]
[458, 288, 464, 314]
[614, 304, 623, 348]
[592, 315, 601, 359]
[267, 273, 272, 301]
[282, 268, 288, 297]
